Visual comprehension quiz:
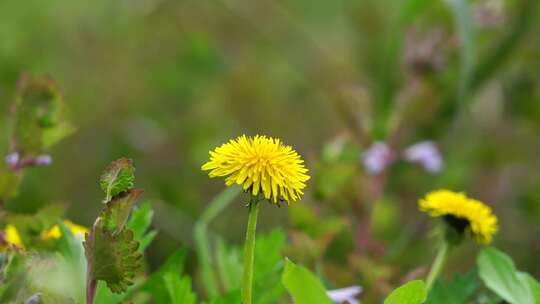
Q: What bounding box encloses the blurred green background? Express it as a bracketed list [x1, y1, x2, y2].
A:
[1, 0, 540, 301]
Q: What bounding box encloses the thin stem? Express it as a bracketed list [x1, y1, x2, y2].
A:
[425, 241, 450, 292]
[241, 196, 259, 304]
[86, 278, 97, 304]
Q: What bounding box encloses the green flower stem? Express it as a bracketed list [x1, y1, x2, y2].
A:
[241, 196, 259, 304]
[425, 240, 450, 292]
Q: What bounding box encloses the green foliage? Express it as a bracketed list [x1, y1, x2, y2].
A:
[99, 189, 144, 234]
[93, 201, 157, 303]
[425, 270, 477, 304]
[138, 249, 188, 302]
[281, 258, 332, 304]
[39, 222, 86, 303]
[11, 74, 74, 157]
[126, 201, 157, 251]
[163, 270, 197, 304]
[383, 280, 427, 304]
[477, 247, 538, 304]
[208, 230, 287, 303]
[215, 237, 243, 292]
[99, 158, 136, 203]
[84, 227, 142, 293]
[0, 252, 26, 302]
[519, 273, 540, 303]
[84, 158, 145, 295]
[194, 187, 241, 297]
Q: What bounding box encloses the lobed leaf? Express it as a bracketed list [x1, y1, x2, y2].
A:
[84, 227, 142, 294]
[163, 272, 197, 304]
[99, 188, 144, 234]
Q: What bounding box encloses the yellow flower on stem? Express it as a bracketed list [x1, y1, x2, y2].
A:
[419, 189, 499, 292]
[202, 135, 310, 204]
[419, 189, 498, 244]
[42, 220, 89, 240]
[202, 135, 310, 304]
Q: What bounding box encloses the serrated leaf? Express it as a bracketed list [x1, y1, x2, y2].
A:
[384, 280, 427, 304]
[281, 258, 333, 304]
[478, 247, 535, 304]
[84, 228, 142, 294]
[163, 272, 197, 304]
[99, 158, 135, 202]
[425, 270, 477, 304]
[99, 189, 144, 234]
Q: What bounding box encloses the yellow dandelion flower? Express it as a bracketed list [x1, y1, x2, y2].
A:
[42, 220, 89, 240]
[4, 225, 24, 249]
[202, 135, 310, 204]
[419, 190, 498, 244]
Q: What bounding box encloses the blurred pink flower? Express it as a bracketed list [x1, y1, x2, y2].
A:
[403, 141, 443, 173]
[327, 286, 362, 304]
[5, 152, 20, 167]
[362, 142, 394, 175]
[35, 155, 53, 166]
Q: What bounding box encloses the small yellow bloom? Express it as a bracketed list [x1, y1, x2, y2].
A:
[202, 135, 310, 204]
[4, 225, 24, 248]
[419, 190, 498, 244]
[43, 220, 89, 240]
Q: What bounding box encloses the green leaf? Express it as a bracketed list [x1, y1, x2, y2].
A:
[194, 186, 241, 297]
[99, 188, 144, 234]
[253, 229, 286, 281]
[518, 272, 540, 304]
[139, 249, 188, 303]
[99, 158, 136, 202]
[84, 227, 142, 294]
[42, 222, 86, 303]
[477, 247, 535, 304]
[384, 280, 427, 304]
[215, 237, 242, 292]
[281, 258, 332, 304]
[0, 252, 26, 302]
[425, 270, 477, 304]
[163, 272, 197, 304]
[126, 201, 157, 251]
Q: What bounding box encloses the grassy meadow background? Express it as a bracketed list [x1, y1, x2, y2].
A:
[1, 0, 540, 301]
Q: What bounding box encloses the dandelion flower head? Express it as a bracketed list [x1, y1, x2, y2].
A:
[202, 135, 310, 204]
[419, 189, 498, 244]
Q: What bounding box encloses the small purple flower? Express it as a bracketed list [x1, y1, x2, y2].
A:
[327, 286, 362, 304]
[5, 152, 20, 167]
[403, 141, 443, 173]
[35, 155, 53, 166]
[362, 142, 394, 175]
